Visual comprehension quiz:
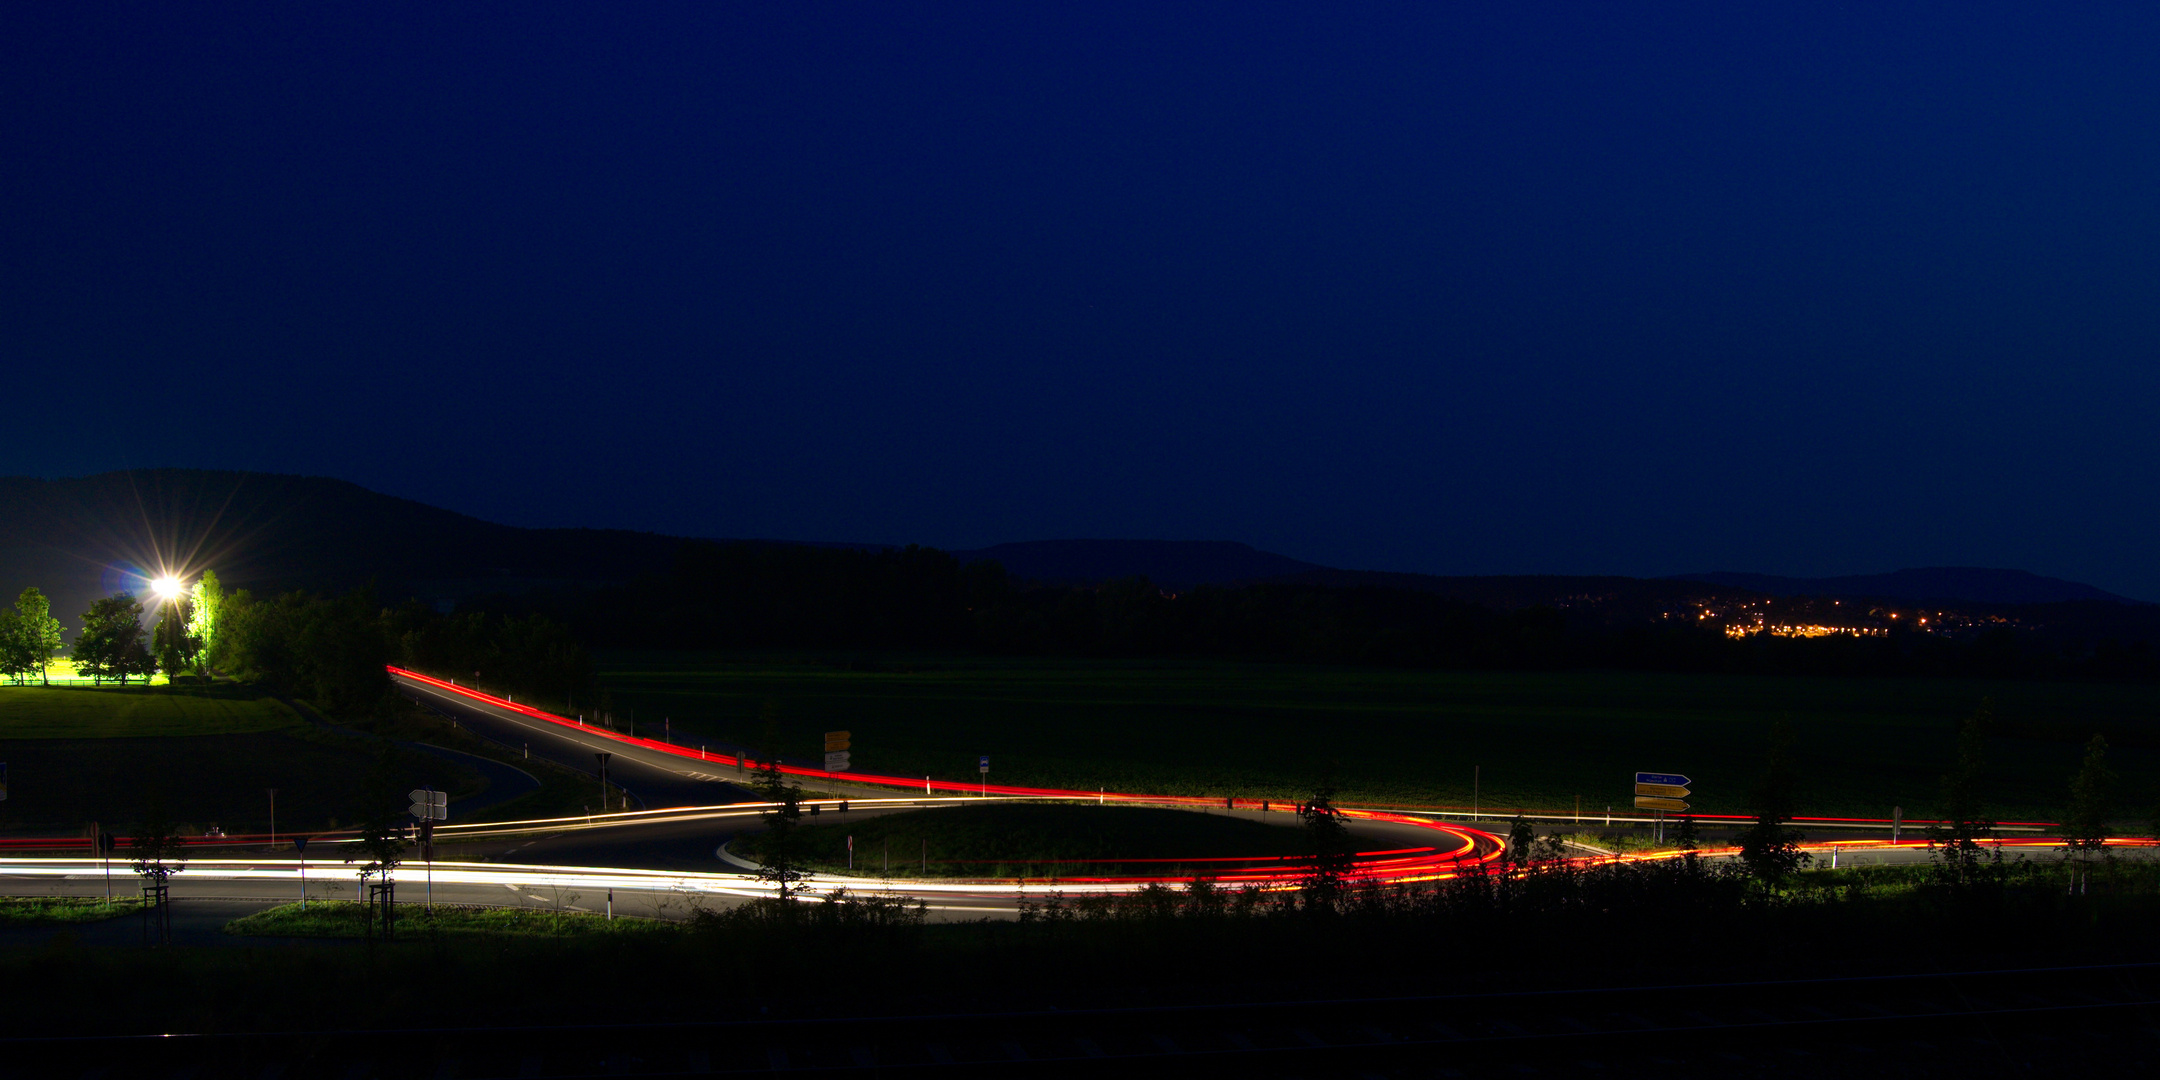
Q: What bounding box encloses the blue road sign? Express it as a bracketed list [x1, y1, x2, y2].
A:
[980, 755, 989, 768]
[1636, 771, 1690, 787]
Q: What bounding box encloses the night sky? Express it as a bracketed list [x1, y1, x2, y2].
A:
[7, 4, 2157, 599]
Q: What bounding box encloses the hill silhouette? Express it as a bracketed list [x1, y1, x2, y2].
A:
[5, 470, 2149, 657]
[0, 470, 683, 637]
[946, 539, 1325, 591]
[1670, 568, 2144, 606]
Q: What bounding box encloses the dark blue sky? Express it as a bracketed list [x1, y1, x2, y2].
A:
[8, 3, 2157, 598]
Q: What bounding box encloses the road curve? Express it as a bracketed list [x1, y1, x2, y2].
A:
[389, 666, 1510, 890]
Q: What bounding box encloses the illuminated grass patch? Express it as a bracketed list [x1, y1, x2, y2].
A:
[0, 896, 144, 924]
[224, 900, 671, 939]
[0, 684, 299, 738]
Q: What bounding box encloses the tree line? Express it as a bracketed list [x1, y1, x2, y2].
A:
[0, 573, 592, 722]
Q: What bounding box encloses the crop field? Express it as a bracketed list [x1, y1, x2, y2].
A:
[0, 683, 299, 738]
[595, 652, 2160, 822]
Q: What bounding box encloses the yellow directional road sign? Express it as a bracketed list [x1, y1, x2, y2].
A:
[1634, 796, 1689, 813]
[824, 730, 851, 752]
[1635, 782, 1690, 799]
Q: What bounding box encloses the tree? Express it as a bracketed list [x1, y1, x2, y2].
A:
[1673, 811, 1700, 852]
[1300, 781, 1354, 903]
[1926, 702, 2001, 889]
[0, 609, 29, 685]
[10, 588, 63, 685]
[750, 756, 810, 902]
[129, 806, 188, 884]
[2063, 735, 2115, 852]
[1735, 721, 1810, 883]
[346, 811, 408, 882]
[152, 594, 195, 682]
[346, 810, 409, 939]
[74, 593, 154, 685]
[128, 802, 187, 943]
[185, 571, 223, 679]
[1506, 813, 1537, 867]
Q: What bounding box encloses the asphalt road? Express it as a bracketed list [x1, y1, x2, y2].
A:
[33, 669, 2084, 930]
[398, 674, 752, 810]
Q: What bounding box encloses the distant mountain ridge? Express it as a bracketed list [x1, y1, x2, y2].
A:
[946, 539, 1326, 591]
[5, 470, 2146, 647]
[1669, 568, 2145, 607]
[0, 470, 687, 637]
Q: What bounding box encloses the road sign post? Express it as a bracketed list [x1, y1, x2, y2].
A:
[593, 752, 612, 810]
[1632, 773, 1693, 822]
[979, 755, 989, 797]
[409, 788, 447, 909]
[824, 731, 852, 773]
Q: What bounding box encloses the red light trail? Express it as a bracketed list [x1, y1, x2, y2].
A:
[387, 666, 1505, 885]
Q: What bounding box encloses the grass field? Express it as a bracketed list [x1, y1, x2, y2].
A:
[734, 802, 1315, 879]
[0, 682, 299, 738]
[225, 900, 669, 940]
[0, 729, 483, 835]
[7, 658, 169, 687]
[0, 896, 143, 924]
[594, 652, 2160, 822]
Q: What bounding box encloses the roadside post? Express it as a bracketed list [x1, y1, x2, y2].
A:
[409, 787, 448, 908]
[97, 828, 115, 903]
[1472, 765, 1479, 821]
[825, 731, 852, 774]
[593, 752, 613, 810]
[848, 835, 854, 872]
[1632, 772, 1692, 843]
[267, 788, 277, 848]
[979, 755, 989, 797]
[294, 836, 309, 911]
[1892, 806, 1903, 843]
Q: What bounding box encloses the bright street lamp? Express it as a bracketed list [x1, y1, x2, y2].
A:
[151, 576, 183, 601]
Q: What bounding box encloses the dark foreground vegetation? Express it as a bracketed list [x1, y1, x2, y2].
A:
[6, 854, 2160, 1040]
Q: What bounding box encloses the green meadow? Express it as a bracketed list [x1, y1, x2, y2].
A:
[225, 901, 669, 940]
[0, 682, 299, 738]
[0, 684, 480, 833]
[594, 652, 2160, 822]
